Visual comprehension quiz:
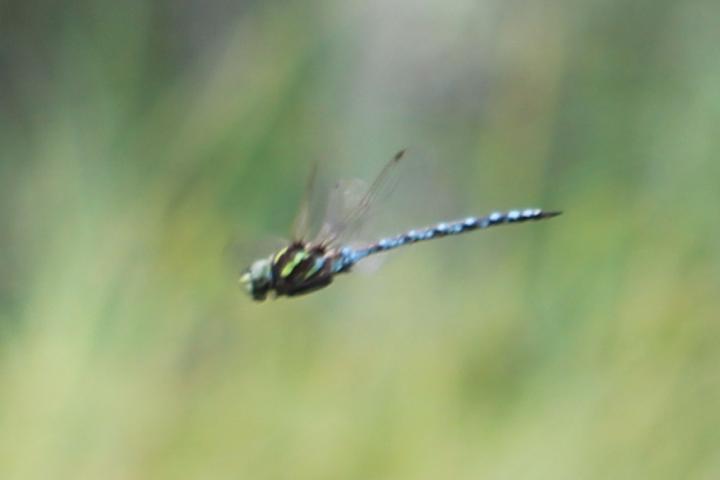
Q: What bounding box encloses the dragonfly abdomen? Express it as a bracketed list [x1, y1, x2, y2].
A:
[333, 208, 560, 272]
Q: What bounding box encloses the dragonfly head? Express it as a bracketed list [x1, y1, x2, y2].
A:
[240, 257, 273, 301]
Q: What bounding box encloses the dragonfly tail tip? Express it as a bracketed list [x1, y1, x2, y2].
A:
[542, 210, 563, 218]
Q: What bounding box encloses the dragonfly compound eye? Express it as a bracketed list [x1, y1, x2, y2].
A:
[240, 259, 273, 301]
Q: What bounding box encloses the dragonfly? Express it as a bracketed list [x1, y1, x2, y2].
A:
[240, 150, 561, 301]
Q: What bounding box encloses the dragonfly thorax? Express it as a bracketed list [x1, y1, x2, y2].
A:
[241, 242, 341, 301]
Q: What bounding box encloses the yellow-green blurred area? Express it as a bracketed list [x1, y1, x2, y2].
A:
[2, 0, 720, 478]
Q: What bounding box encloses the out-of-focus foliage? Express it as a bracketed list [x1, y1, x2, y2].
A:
[1, 1, 719, 479]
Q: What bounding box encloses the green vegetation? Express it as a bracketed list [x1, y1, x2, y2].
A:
[1, 1, 719, 478]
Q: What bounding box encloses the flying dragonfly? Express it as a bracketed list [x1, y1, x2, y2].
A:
[240, 150, 561, 301]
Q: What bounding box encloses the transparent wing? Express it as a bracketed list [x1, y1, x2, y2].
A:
[224, 233, 287, 274]
[315, 149, 405, 247]
[313, 178, 368, 244]
[291, 163, 318, 242]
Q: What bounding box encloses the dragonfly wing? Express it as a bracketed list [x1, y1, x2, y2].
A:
[314, 177, 369, 246]
[341, 241, 388, 274]
[315, 149, 405, 247]
[291, 162, 318, 242]
[225, 233, 288, 276]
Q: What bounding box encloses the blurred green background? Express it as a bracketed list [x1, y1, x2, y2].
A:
[2, 1, 719, 479]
